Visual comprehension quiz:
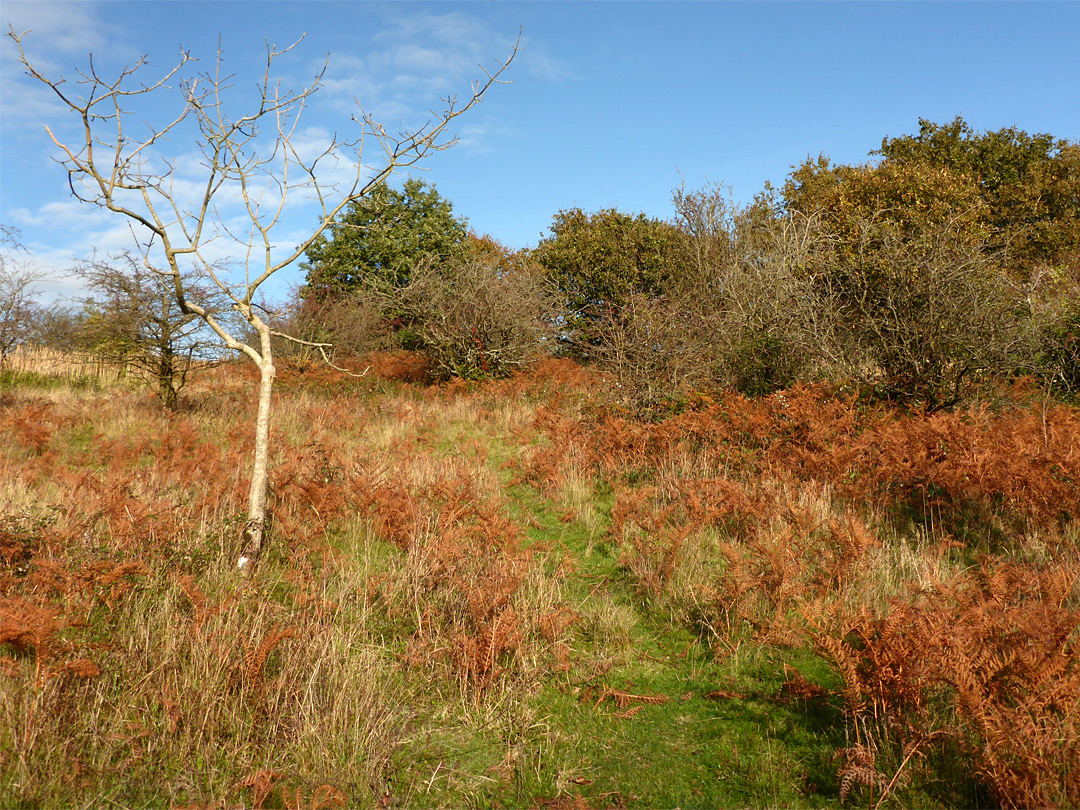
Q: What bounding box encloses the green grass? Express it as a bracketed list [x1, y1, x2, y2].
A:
[0, 367, 106, 392]
[376, 397, 848, 808]
[371, 428, 850, 809]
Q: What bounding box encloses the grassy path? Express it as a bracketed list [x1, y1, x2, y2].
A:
[392, 404, 845, 808]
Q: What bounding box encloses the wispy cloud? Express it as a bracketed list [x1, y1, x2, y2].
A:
[1, 1, 118, 60]
[4, 198, 142, 301]
[1, 1, 132, 141]
[8, 113, 381, 300]
[314, 11, 520, 133]
[1, 5, 571, 304]
[516, 36, 575, 83]
[317, 53, 380, 105]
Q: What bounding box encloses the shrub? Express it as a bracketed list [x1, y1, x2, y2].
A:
[588, 292, 711, 415]
[301, 178, 468, 298]
[1037, 291, 1080, 399]
[806, 213, 1037, 409]
[670, 184, 829, 397]
[285, 285, 392, 360]
[398, 244, 555, 380]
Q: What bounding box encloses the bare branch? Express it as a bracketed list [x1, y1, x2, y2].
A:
[8, 25, 517, 574]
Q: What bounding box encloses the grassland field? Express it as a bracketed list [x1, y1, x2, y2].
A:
[1, 355, 1078, 809]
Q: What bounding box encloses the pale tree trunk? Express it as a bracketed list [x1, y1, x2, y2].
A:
[237, 323, 275, 577]
[9, 28, 518, 581]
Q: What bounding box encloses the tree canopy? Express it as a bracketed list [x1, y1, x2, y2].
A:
[302, 178, 469, 300]
[784, 117, 1080, 279]
[530, 208, 683, 356]
[532, 208, 683, 308]
[775, 119, 1080, 408]
[781, 156, 989, 283]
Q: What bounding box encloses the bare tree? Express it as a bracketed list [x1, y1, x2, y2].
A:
[74, 252, 232, 409]
[398, 242, 555, 381]
[0, 225, 47, 365]
[8, 29, 517, 575]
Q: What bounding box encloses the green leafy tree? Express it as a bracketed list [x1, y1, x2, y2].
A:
[874, 117, 1080, 276]
[530, 207, 683, 356]
[786, 118, 1080, 280]
[302, 178, 468, 299]
[782, 155, 989, 265]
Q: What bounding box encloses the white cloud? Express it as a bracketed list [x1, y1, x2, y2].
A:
[451, 123, 499, 155]
[376, 13, 573, 84]
[0, 1, 118, 61]
[516, 37, 575, 83]
[0, 77, 70, 137]
[12, 198, 107, 231]
[311, 9, 519, 147]
[318, 54, 380, 105]
[382, 11, 488, 43]
[1, 2, 149, 149]
[7, 121, 380, 306]
[3, 202, 141, 302]
[388, 43, 458, 77]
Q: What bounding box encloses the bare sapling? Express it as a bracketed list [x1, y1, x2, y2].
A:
[0, 225, 48, 366]
[8, 28, 517, 576]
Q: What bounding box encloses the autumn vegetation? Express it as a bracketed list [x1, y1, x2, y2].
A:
[2, 357, 1079, 808]
[3, 116, 1080, 808]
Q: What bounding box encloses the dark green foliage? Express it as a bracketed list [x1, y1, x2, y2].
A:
[530, 208, 683, 356]
[302, 178, 468, 300]
[728, 332, 800, 397]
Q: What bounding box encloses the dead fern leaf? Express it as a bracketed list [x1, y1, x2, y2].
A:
[837, 744, 887, 805]
[312, 784, 348, 809]
[704, 688, 746, 700]
[62, 657, 101, 679]
[779, 664, 828, 702]
[238, 769, 283, 810]
[244, 624, 300, 686]
[592, 687, 669, 710]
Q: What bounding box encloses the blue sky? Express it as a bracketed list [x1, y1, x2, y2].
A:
[2, 1, 1079, 303]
